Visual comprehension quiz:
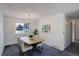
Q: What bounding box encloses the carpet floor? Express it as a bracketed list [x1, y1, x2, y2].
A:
[2, 42, 79, 56]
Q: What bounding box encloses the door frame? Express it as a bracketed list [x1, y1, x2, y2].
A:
[71, 20, 75, 42]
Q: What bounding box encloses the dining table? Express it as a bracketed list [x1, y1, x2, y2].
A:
[20, 36, 42, 53]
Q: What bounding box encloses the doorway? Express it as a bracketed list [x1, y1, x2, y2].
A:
[74, 20, 79, 42]
[71, 19, 79, 42]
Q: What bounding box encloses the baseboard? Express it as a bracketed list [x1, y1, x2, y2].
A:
[44, 42, 65, 51]
[0, 46, 4, 56]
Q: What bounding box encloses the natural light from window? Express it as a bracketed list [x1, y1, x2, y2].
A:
[16, 23, 29, 34]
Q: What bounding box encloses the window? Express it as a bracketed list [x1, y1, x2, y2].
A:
[16, 23, 29, 34]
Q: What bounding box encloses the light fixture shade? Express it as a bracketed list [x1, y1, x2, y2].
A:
[25, 8, 31, 23]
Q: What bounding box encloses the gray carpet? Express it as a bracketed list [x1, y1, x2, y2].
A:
[2, 42, 79, 56]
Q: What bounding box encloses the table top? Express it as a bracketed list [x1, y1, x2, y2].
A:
[20, 36, 42, 45]
[29, 37, 42, 45]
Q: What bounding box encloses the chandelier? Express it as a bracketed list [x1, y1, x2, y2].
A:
[27, 14, 31, 23]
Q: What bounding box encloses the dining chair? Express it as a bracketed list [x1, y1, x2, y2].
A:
[37, 39, 45, 51]
[18, 37, 33, 56]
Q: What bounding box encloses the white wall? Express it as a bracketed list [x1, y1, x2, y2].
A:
[4, 13, 72, 51]
[38, 13, 71, 51]
[65, 20, 72, 48]
[0, 11, 4, 55]
[4, 16, 38, 45]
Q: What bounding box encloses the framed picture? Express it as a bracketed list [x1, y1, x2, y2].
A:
[42, 24, 51, 33]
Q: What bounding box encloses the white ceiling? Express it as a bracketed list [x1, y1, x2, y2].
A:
[1, 3, 79, 20]
[67, 9, 79, 19]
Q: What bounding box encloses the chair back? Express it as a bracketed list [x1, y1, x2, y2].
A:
[17, 37, 32, 52]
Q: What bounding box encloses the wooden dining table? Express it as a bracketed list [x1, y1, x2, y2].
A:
[27, 37, 42, 45]
[23, 36, 42, 53]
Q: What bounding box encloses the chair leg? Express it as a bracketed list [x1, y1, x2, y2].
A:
[22, 52, 24, 56]
[19, 47, 24, 56]
[30, 49, 34, 56]
[20, 50, 24, 56]
[39, 45, 43, 51]
[42, 45, 43, 50]
[27, 50, 33, 56]
[37, 46, 42, 53]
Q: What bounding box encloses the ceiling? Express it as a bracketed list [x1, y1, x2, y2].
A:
[1, 3, 79, 20]
[67, 9, 79, 19]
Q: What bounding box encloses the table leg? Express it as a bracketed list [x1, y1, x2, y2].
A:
[32, 45, 42, 53]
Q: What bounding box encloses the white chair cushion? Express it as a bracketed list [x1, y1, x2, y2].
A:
[19, 37, 31, 43]
[22, 45, 33, 52]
